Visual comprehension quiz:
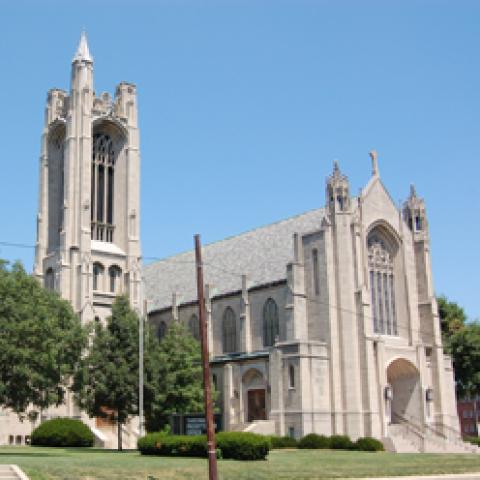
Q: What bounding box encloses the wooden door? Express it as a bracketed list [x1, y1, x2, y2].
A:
[247, 389, 266, 422]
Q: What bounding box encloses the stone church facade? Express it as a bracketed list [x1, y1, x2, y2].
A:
[145, 156, 467, 451]
[0, 34, 473, 453]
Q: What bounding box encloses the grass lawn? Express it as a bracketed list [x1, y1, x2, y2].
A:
[1, 447, 480, 480]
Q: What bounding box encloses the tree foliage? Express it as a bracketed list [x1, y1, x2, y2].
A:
[0, 260, 86, 414]
[145, 321, 204, 432]
[438, 295, 480, 398]
[72, 295, 145, 450]
[438, 295, 467, 340]
[448, 323, 480, 398]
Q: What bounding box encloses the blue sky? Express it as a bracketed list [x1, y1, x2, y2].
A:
[0, 0, 479, 319]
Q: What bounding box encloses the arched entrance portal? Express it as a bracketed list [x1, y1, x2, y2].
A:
[242, 369, 267, 423]
[386, 358, 421, 424]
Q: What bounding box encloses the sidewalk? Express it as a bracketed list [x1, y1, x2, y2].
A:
[0, 465, 29, 480]
[365, 474, 480, 480]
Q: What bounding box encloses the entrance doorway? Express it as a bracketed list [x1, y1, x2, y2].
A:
[386, 358, 421, 424]
[247, 389, 266, 422]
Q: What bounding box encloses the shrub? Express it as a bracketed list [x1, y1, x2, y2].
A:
[267, 435, 298, 449]
[465, 436, 480, 447]
[298, 433, 331, 449]
[354, 437, 384, 452]
[138, 433, 207, 457]
[31, 418, 94, 447]
[216, 432, 270, 460]
[329, 434, 354, 450]
[139, 431, 270, 460]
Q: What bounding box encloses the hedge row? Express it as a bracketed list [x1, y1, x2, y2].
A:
[138, 431, 271, 460]
[31, 418, 94, 447]
[296, 433, 383, 451]
[465, 436, 480, 447]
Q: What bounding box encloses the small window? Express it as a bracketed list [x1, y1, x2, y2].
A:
[8, 435, 13, 445]
[212, 374, 218, 391]
[222, 307, 237, 353]
[312, 248, 320, 296]
[288, 426, 295, 439]
[93, 262, 104, 291]
[263, 299, 279, 347]
[45, 268, 54, 291]
[15, 435, 22, 445]
[94, 316, 100, 323]
[188, 314, 200, 341]
[108, 265, 122, 293]
[157, 321, 167, 340]
[288, 364, 295, 389]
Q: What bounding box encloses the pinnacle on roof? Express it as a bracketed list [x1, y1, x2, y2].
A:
[72, 31, 92, 63]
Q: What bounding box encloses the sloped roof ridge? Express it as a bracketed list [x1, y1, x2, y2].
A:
[144, 206, 325, 267]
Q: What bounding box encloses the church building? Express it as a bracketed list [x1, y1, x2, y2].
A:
[1, 33, 473, 453]
[145, 155, 466, 452]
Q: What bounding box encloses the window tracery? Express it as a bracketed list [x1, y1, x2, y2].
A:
[368, 233, 397, 335]
[91, 133, 115, 242]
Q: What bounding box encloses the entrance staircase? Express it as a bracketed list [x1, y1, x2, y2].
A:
[385, 414, 479, 454]
[230, 420, 276, 435]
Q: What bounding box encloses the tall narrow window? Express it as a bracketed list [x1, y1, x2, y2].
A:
[91, 133, 116, 242]
[288, 364, 295, 389]
[93, 262, 104, 291]
[368, 232, 397, 335]
[222, 307, 237, 353]
[45, 268, 54, 291]
[189, 314, 200, 341]
[108, 265, 122, 293]
[312, 248, 320, 295]
[263, 298, 279, 347]
[157, 321, 167, 340]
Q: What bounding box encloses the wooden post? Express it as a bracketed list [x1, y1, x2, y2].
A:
[194, 234, 218, 480]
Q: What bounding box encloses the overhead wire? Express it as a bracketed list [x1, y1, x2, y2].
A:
[0, 237, 445, 344]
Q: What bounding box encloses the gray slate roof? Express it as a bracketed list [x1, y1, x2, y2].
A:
[143, 207, 326, 311]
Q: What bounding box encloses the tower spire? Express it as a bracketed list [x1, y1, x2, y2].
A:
[73, 31, 92, 63]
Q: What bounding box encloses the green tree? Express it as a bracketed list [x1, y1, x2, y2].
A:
[438, 295, 467, 340]
[145, 321, 205, 432]
[73, 295, 144, 450]
[448, 322, 480, 398]
[0, 260, 86, 415]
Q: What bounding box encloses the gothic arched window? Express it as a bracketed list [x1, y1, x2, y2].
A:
[188, 314, 200, 341]
[108, 265, 122, 293]
[263, 298, 279, 347]
[45, 268, 54, 291]
[222, 307, 237, 353]
[93, 262, 104, 291]
[91, 133, 115, 242]
[368, 232, 397, 335]
[157, 321, 167, 340]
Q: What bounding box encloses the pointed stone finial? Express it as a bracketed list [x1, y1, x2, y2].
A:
[73, 31, 92, 63]
[333, 159, 340, 174]
[369, 150, 379, 177]
[410, 183, 417, 198]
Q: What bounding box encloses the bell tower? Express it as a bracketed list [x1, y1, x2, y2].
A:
[34, 33, 142, 322]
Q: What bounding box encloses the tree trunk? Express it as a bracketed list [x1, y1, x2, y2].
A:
[117, 421, 123, 451]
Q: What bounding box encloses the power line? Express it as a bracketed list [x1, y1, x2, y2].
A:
[0, 237, 446, 343]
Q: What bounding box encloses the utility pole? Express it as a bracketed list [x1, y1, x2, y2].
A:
[139, 299, 146, 438]
[194, 234, 218, 480]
